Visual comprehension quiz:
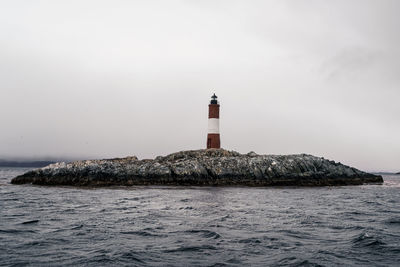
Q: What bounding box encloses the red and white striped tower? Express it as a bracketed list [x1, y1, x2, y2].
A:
[207, 93, 221, 149]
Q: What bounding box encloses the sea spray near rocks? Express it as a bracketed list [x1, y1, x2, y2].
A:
[11, 149, 382, 186]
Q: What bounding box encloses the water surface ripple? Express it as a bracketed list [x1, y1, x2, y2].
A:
[1, 168, 399, 266]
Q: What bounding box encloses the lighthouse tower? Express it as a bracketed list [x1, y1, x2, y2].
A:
[207, 94, 221, 149]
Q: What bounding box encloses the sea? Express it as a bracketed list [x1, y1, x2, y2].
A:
[1, 167, 399, 266]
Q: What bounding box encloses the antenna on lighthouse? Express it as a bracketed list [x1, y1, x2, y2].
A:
[207, 93, 221, 149]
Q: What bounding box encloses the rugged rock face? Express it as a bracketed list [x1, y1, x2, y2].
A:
[11, 149, 383, 186]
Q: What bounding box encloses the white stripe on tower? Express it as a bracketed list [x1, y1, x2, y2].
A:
[208, 118, 220, 134]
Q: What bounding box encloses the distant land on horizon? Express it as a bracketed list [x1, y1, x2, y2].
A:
[0, 160, 56, 168]
[372, 172, 399, 176]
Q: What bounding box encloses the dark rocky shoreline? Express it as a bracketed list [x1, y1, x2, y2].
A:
[11, 149, 383, 186]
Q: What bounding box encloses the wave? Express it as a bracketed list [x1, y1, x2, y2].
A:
[0, 229, 37, 234]
[238, 237, 261, 244]
[120, 230, 165, 237]
[385, 217, 400, 225]
[21, 220, 39, 224]
[184, 229, 221, 239]
[275, 257, 323, 267]
[352, 232, 386, 249]
[114, 251, 145, 263]
[163, 244, 217, 253]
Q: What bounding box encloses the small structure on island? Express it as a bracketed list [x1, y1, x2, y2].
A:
[207, 93, 220, 149]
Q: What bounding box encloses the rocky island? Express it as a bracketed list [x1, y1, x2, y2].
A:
[11, 149, 382, 186]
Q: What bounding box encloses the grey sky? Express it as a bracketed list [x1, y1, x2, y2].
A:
[1, 0, 399, 172]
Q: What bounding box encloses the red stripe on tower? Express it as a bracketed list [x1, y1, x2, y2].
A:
[207, 93, 221, 149]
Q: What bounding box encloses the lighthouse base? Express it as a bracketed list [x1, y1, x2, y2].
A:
[207, 134, 220, 149]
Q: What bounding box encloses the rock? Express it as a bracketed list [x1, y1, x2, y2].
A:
[11, 149, 383, 186]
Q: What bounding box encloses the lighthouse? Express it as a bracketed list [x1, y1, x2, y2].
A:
[207, 93, 221, 149]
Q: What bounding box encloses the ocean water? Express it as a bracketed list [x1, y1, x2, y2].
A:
[0, 167, 399, 266]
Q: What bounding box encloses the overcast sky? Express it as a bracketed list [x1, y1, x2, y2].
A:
[1, 0, 399, 172]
